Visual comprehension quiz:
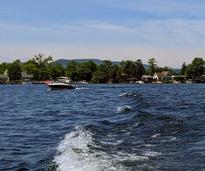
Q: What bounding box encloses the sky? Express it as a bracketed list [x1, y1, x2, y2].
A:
[0, 0, 205, 67]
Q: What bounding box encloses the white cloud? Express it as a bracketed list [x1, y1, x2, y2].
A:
[1, 19, 205, 46]
[1, 19, 205, 67]
[83, 23, 131, 33]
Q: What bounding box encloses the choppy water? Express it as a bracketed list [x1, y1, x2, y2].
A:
[0, 84, 205, 171]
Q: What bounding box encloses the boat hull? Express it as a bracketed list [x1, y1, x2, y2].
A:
[48, 83, 75, 90]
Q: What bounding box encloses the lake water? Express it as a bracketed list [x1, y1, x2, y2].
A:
[0, 84, 205, 171]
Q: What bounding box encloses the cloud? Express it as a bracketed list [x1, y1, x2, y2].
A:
[1, 18, 205, 48]
[0, 21, 127, 34]
[83, 23, 131, 33]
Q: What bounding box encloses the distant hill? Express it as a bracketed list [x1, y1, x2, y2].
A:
[54, 58, 149, 68]
[173, 68, 181, 74]
[54, 59, 181, 73]
[55, 59, 113, 67]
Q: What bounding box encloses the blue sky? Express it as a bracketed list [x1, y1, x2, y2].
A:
[0, 0, 205, 67]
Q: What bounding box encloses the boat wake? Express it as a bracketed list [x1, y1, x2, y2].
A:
[52, 87, 200, 171]
[75, 87, 90, 90]
[116, 105, 132, 113]
[54, 127, 116, 171]
[53, 125, 155, 171]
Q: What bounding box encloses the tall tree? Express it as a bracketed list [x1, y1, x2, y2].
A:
[181, 62, 187, 75]
[49, 63, 65, 80]
[135, 59, 145, 80]
[0, 63, 8, 74]
[120, 60, 133, 78]
[31, 54, 53, 80]
[120, 60, 145, 80]
[32, 54, 53, 68]
[66, 61, 79, 81]
[92, 60, 113, 83]
[109, 64, 120, 83]
[186, 57, 205, 80]
[147, 58, 158, 75]
[8, 60, 22, 82]
[77, 61, 97, 82]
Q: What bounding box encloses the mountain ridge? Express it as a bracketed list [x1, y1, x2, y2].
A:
[54, 58, 149, 69]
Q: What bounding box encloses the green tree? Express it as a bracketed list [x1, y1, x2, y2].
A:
[135, 59, 145, 80]
[180, 62, 187, 75]
[22, 60, 38, 80]
[92, 65, 108, 83]
[147, 58, 158, 75]
[25, 54, 53, 80]
[8, 60, 22, 82]
[32, 54, 53, 68]
[92, 60, 113, 83]
[0, 63, 8, 74]
[66, 61, 79, 81]
[49, 63, 65, 80]
[120, 59, 145, 80]
[120, 60, 135, 78]
[186, 57, 205, 80]
[109, 64, 120, 83]
[77, 61, 97, 82]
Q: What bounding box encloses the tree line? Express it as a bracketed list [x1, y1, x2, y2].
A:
[0, 54, 205, 83]
[180, 57, 205, 81]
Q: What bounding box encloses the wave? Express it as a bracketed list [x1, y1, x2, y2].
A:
[54, 127, 116, 171]
[54, 126, 154, 171]
[119, 92, 138, 97]
[116, 105, 132, 113]
[143, 151, 162, 157]
[75, 87, 89, 90]
[119, 92, 131, 97]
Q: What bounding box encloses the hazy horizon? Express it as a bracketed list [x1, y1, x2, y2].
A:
[1, 0, 205, 67]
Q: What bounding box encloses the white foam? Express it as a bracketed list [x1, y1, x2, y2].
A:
[143, 151, 161, 157]
[117, 105, 132, 113]
[170, 137, 176, 141]
[144, 144, 155, 147]
[100, 139, 123, 146]
[151, 134, 161, 138]
[54, 127, 114, 171]
[76, 87, 89, 90]
[116, 152, 149, 162]
[160, 136, 177, 142]
[54, 127, 150, 171]
[119, 92, 131, 97]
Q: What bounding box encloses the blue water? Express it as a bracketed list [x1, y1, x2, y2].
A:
[1, 84, 205, 171]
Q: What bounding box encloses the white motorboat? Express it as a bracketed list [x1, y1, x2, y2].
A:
[136, 81, 144, 84]
[47, 77, 75, 90]
[48, 82, 75, 90]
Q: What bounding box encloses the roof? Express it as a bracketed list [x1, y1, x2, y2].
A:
[142, 75, 153, 78]
[172, 75, 186, 78]
[154, 71, 171, 78]
[21, 71, 33, 78]
[0, 74, 8, 79]
[58, 76, 69, 79]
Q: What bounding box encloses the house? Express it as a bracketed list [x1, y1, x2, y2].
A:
[21, 71, 33, 82]
[141, 75, 153, 83]
[153, 71, 172, 82]
[0, 70, 9, 83]
[127, 77, 139, 83]
[0, 74, 8, 83]
[172, 75, 187, 83]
